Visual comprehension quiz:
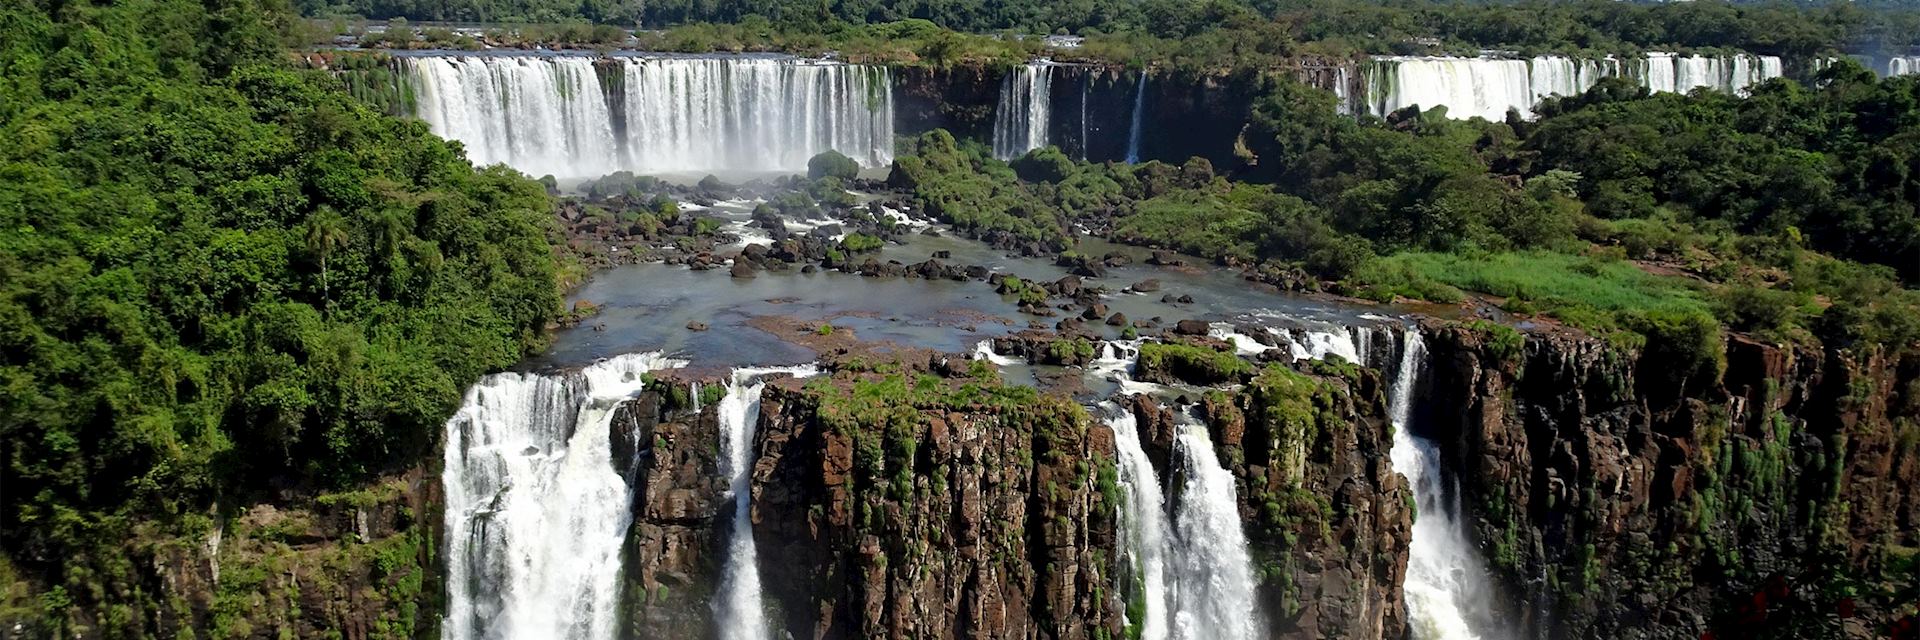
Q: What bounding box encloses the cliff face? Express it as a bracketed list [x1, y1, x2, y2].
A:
[3, 473, 445, 640]
[611, 386, 728, 640]
[1423, 324, 1920, 639]
[1151, 362, 1411, 640]
[890, 65, 1276, 169]
[748, 370, 1122, 639]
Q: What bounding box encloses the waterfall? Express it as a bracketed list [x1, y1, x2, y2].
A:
[1167, 420, 1260, 640]
[1384, 329, 1504, 640]
[971, 339, 1022, 366]
[715, 365, 820, 640]
[993, 62, 1053, 160]
[410, 55, 617, 180]
[1284, 327, 1362, 364]
[1332, 65, 1354, 115]
[1887, 56, 1920, 76]
[1125, 72, 1147, 163]
[1079, 77, 1090, 160]
[441, 352, 685, 640]
[1364, 53, 1782, 120]
[404, 55, 895, 177]
[1366, 56, 1535, 120]
[1105, 408, 1172, 640]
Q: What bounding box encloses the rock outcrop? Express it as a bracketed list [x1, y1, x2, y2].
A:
[612, 384, 728, 639]
[1422, 323, 1920, 639]
[748, 369, 1123, 639]
[1176, 362, 1411, 639]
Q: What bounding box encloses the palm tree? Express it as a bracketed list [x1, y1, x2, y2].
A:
[305, 206, 348, 316]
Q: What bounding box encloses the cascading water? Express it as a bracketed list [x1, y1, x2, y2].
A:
[410, 55, 616, 179]
[404, 55, 894, 177]
[993, 62, 1053, 160]
[440, 352, 685, 640]
[1103, 403, 1259, 640]
[1167, 420, 1260, 640]
[714, 365, 820, 640]
[1383, 329, 1505, 640]
[1364, 53, 1782, 120]
[1887, 56, 1920, 76]
[1104, 407, 1172, 640]
[1125, 72, 1147, 163]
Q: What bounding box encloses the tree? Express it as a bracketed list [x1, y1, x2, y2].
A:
[305, 206, 349, 315]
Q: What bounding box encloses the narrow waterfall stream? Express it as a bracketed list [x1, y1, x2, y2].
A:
[1385, 329, 1505, 640]
[715, 365, 820, 640]
[1104, 408, 1171, 640]
[1125, 73, 1146, 163]
[440, 352, 685, 640]
[1167, 420, 1260, 640]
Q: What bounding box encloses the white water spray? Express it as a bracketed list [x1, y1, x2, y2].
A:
[1364, 53, 1782, 121]
[993, 62, 1053, 160]
[405, 55, 894, 177]
[1385, 329, 1503, 640]
[714, 365, 821, 640]
[441, 352, 685, 640]
[1125, 73, 1147, 163]
[1105, 408, 1172, 640]
[1167, 421, 1260, 640]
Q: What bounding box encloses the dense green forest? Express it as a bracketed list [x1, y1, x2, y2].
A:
[302, 0, 1920, 58]
[889, 59, 1920, 369]
[0, 0, 567, 628]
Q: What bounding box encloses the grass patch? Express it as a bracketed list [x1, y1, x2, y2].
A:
[1353, 251, 1708, 330]
[1137, 342, 1253, 385]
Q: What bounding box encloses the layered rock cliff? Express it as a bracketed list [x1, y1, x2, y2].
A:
[1422, 323, 1920, 639]
[612, 382, 729, 639]
[748, 363, 1123, 639]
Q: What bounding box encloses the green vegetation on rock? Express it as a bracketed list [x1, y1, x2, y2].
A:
[1136, 342, 1253, 385]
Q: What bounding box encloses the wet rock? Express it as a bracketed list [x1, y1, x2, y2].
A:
[686, 321, 709, 331]
[1146, 250, 1187, 267]
[1131, 279, 1162, 293]
[1174, 319, 1211, 336]
[730, 260, 756, 278]
[1052, 275, 1083, 297]
[932, 250, 952, 259]
[1102, 252, 1133, 267]
[1106, 312, 1128, 327]
[801, 264, 818, 274]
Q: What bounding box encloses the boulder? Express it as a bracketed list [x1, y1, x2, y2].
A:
[1053, 275, 1083, 297]
[1131, 279, 1162, 293]
[1173, 319, 1211, 336]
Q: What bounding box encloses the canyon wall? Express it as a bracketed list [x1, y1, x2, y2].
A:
[1422, 324, 1920, 639]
